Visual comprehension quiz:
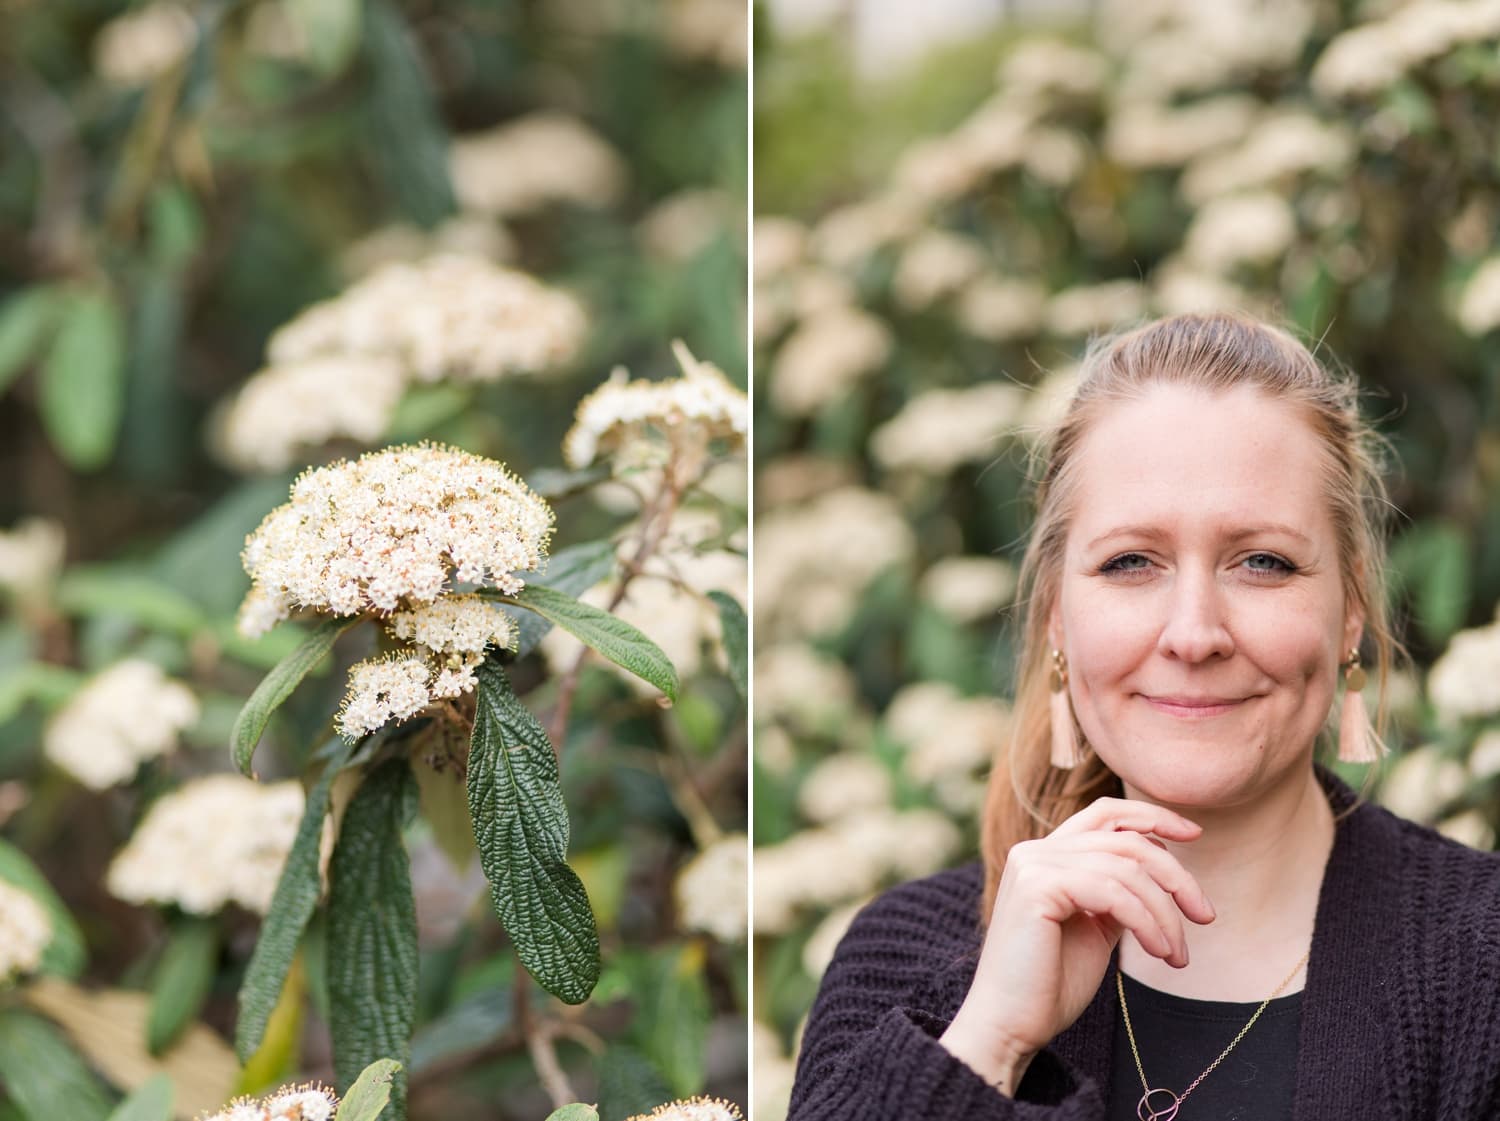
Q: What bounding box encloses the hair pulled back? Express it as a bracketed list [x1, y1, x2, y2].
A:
[980, 312, 1398, 915]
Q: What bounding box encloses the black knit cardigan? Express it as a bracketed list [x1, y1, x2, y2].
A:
[787, 776, 1500, 1120]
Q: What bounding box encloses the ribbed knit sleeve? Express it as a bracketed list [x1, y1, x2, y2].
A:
[787, 864, 1107, 1121]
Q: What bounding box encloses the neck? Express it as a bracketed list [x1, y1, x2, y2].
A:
[1118, 763, 1334, 1000]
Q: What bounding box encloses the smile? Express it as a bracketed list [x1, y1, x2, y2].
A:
[1139, 695, 1251, 718]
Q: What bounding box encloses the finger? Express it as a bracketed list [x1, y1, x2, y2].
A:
[1059, 831, 1216, 925]
[1055, 872, 1182, 965]
[1067, 853, 1190, 966]
[1053, 796, 1201, 842]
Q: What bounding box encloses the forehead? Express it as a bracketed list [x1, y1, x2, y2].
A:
[1066, 383, 1335, 545]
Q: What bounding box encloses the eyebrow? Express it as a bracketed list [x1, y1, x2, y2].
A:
[1084, 523, 1316, 551]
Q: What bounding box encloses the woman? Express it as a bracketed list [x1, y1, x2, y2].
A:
[786, 313, 1500, 1120]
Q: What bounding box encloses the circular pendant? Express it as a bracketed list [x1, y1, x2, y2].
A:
[1137, 1088, 1181, 1121]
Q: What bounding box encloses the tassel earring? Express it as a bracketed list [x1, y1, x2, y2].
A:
[1338, 648, 1382, 764]
[1050, 649, 1082, 770]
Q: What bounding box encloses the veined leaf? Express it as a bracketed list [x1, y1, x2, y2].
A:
[468, 659, 600, 1004]
[235, 954, 306, 1095]
[0, 838, 86, 978]
[327, 759, 417, 1118]
[505, 584, 678, 700]
[0, 286, 61, 395]
[544, 1106, 600, 1121]
[232, 616, 355, 775]
[0, 1009, 113, 1121]
[148, 917, 217, 1056]
[334, 1058, 402, 1121]
[706, 590, 747, 698]
[106, 1074, 173, 1121]
[508, 541, 617, 658]
[236, 740, 354, 1061]
[38, 287, 126, 471]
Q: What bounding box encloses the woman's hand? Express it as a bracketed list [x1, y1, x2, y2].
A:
[939, 798, 1216, 1094]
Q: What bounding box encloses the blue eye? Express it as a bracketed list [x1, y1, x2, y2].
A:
[1100, 553, 1151, 574]
[1245, 553, 1295, 574]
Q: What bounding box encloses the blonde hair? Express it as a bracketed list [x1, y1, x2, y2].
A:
[979, 312, 1399, 915]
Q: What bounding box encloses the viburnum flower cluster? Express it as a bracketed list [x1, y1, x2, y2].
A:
[563, 342, 747, 475]
[107, 775, 306, 915]
[238, 444, 553, 737]
[198, 1082, 338, 1121]
[626, 1097, 743, 1121]
[44, 659, 199, 790]
[0, 879, 52, 984]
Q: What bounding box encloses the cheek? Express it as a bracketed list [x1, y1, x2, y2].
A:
[1057, 581, 1157, 692]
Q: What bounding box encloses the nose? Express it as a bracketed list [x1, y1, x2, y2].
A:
[1155, 568, 1235, 663]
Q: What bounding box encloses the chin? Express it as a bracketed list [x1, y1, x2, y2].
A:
[1097, 734, 1269, 809]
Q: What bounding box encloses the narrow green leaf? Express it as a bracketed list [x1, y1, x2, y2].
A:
[0, 839, 86, 978]
[147, 916, 217, 1055]
[508, 541, 618, 658]
[54, 568, 207, 636]
[595, 1044, 672, 1121]
[468, 660, 600, 1004]
[335, 1058, 402, 1121]
[507, 584, 678, 700]
[634, 944, 710, 1098]
[327, 759, 417, 1119]
[545, 1106, 600, 1121]
[236, 740, 355, 1061]
[38, 287, 126, 471]
[0, 286, 61, 395]
[232, 616, 355, 775]
[0, 1009, 113, 1121]
[105, 1073, 173, 1121]
[706, 590, 747, 699]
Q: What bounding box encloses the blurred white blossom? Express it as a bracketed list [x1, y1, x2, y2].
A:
[1105, 96, 1259, 168]
[886, 681, 1009, 792]
[1182, 192, 1297, 273]
[340, 216, 515, 279]
[1456, 256, 1500, 336]
[920, 556, 1017, 623]
[108, 775, 307, 915]
[45, 660, 198, 790]
[1312, 0, 1500, 98]
[801, 896, 867, 980]
[798, 754, 892, 824]
[675, 834, 748, 943]
[998, 38, 1108, 100]
[0, 879, 51, 984]
[956, 276, 1048, 342]
[871, 383, 1024, 474]
[769, 306, 892, 417]
[1427, 617, 1500, 720]
[1046, 280, 1146, 336]
[810, 195, 924, 269]
[0, 518, 65, 601]
[1468, 730, 1500, 779]
[1378, 745, 1467, 823]
[449, 113, 626, 217]
[93, 2, 195, 85]
[1181, 112, 1354, 204]
[752, 217, 808, 285]
[892, 231, 986, 310]
[754, 644, 860, 735]
[641, 189, 739, 262]
[663, 0, 747, 67]
[1438, 810, 1495, 851]
[752, 1021, 797, 1121]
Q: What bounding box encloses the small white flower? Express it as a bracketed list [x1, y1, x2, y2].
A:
[336, 653, 435, 739]
[449, 113, 626, 217]
[1428, 618, 1500, 720]
[0, 880, 52, 984]
[45, 660, 199, 790]
[199, 1082, 339, 1121]
[387, 594, 516, 658]
[93, 2, 195, 85]
[920, 557, 1018, 623]
[870, 383, 1025, 475]
[626, 1097, 743, 1121]
[0, 518, 65, 600]
[674, 834, 748, 943]
[238, 444, 553, 636]
[107, 775, 306, 915]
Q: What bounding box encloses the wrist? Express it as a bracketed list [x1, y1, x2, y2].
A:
[938, 1010, 1036, 1096]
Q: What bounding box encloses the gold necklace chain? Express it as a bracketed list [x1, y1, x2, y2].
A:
[1116, 949, 1311, 1121]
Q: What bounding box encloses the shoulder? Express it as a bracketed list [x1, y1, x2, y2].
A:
[1352, 797, 1500, 927]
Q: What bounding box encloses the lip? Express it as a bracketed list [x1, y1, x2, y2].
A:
[1139, 694, 1251, 718]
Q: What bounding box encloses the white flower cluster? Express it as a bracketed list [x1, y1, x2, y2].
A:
[754, 644, 860, 737]
[920, 556, 1018, 624]
[449, 113, 626, 217]
[674, 833, 748, 943]
[1181, 192, 1296, 274]
[870, 382, 1025, 475]
[269, 254, 586, 384]
[626, 1097, 743, 1121]
[238, 444, 553, 633]
[93, 2, 195, 85]
[107, 775, 305, 915]
[1457, 257, 1500, 336]
[1105, 96, 1259, 169]
[662, 0, 747, 67]
[769, 306, 892, 417]
[340, 216, 515, 279]
[1427, 615, 1500, 720]
[798, 755, 892, 824]
[955, 277, 1049, 342]
[885, 681, 1011, 813]
[0, 879, 52, 984]
[754, 808, 961, 933]
[754, 488, 915, 641]
[640, 189, 739, 263]
[1179, 112, 1354, 204]
[1312, 0, 1500, 97]
[200, 1083, 338, 1121]
[0, 517, 65, 600]
[45, 660, 199, 790]
[563, 343, 748, 472]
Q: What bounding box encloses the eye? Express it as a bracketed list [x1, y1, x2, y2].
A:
[1243, 552, 1296, 575]
[1100, 552, 1152, 575]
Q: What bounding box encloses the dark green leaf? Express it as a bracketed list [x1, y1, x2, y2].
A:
[335, 1058, 402, 1121]
[545, 1106, 600, 1121]
[509, 541, 618, 658]
[147, 916, 217, 1055]
[507, 584, 678, 700]
[236, 739, 356, 1061]
[0, 839, 86, 977]
[0, 1009, 113, 1121]
[38, 287, 126, 471]
[706, 590, 747, 698]
[232, 616, 355, 775]
[105, 1073, 173, 1121]
[0, 287, 61, 395]
[633, 944, 710, 1098]
[54, 568, 206, 636]
[468, 659, 600, 1004]
[596, 1044, 672, 1121]
[328, 758, 417, 1118]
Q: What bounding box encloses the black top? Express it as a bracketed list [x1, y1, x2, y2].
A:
[787, 769, 1500, 1119]
[1107, 972, 1300, 1121]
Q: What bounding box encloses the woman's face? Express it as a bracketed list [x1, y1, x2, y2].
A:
[1052, 383, 1362, 810]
